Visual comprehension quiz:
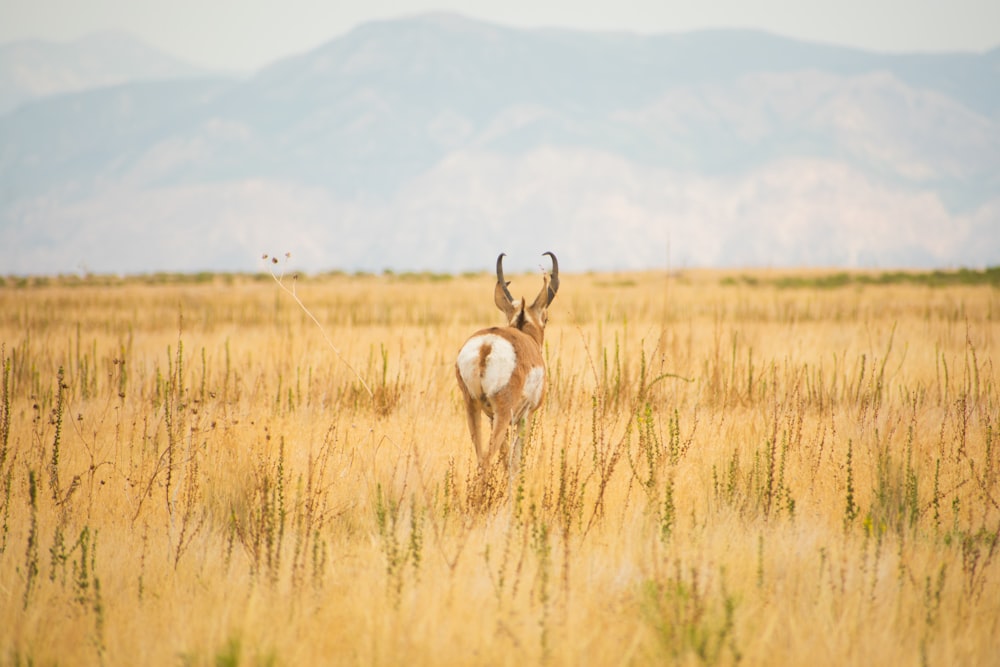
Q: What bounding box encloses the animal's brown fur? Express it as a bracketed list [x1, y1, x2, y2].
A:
[456, 254, 559, 480]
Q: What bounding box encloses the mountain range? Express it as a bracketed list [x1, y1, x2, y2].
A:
[0, 31, 210, 115]
[1, 13, 998, 275]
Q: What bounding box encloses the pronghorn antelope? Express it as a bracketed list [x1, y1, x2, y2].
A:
[455, 252, 560, 478]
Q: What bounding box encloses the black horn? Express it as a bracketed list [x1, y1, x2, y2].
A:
[543, 252, 559, 304]
[496, 253, 515, 304]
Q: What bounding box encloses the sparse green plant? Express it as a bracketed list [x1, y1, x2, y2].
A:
[374, 483, 405, 604]
[660, 476, 676, 543]
[529, 502, 553, 661]
[48, 366, 65, 502]
[22, 470, 39, 610]
[1, 346, 10, 468]
[844, 439, 859, 531]
[0, 469, 10, 554]
[639, 562, 741, 664]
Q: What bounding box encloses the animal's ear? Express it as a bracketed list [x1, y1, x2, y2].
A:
[529, 252, 559, 311]
[495, 281, 516, 319]
[529, 274, 552, 311]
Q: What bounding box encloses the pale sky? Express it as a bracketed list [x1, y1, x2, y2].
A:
[2, 0, 1000, 70]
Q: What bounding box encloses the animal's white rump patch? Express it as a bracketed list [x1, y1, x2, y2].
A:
[456, 334, 517, 398]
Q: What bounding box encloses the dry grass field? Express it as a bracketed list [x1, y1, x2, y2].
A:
[1, 266, 998, 666]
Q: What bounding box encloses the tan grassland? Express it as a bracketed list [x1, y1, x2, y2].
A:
[1, 268, 998, 666]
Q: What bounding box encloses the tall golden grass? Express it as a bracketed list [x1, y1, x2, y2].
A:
[1, 268, 997, 666]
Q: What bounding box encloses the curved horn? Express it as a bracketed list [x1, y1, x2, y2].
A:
[496, 253, 514, 304]
[543, 251, 559, 304]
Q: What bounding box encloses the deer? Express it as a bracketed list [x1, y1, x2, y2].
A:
[455, 252, 560, 485]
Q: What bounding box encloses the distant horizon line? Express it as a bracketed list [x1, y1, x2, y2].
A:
[2, 12, 997, 75]
[3, 265, 998, 286]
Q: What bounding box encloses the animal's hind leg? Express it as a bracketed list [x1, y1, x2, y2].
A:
[507, 410, 530, 489]
[457, 366, 486, 466]
[485, 405, 511, 472]
[464, 404, 484, 466]
[513, 423, 526, 477]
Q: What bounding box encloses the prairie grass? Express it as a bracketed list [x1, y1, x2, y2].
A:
[1, 268, 998, 666]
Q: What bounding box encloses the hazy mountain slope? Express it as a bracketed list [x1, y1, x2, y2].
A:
[0, 32, 213, 113]
[0, 78, 235, 198]
[1, 14, 997, 275]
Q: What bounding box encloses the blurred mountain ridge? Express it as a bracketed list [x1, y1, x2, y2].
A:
[1, 13, 997, 274]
